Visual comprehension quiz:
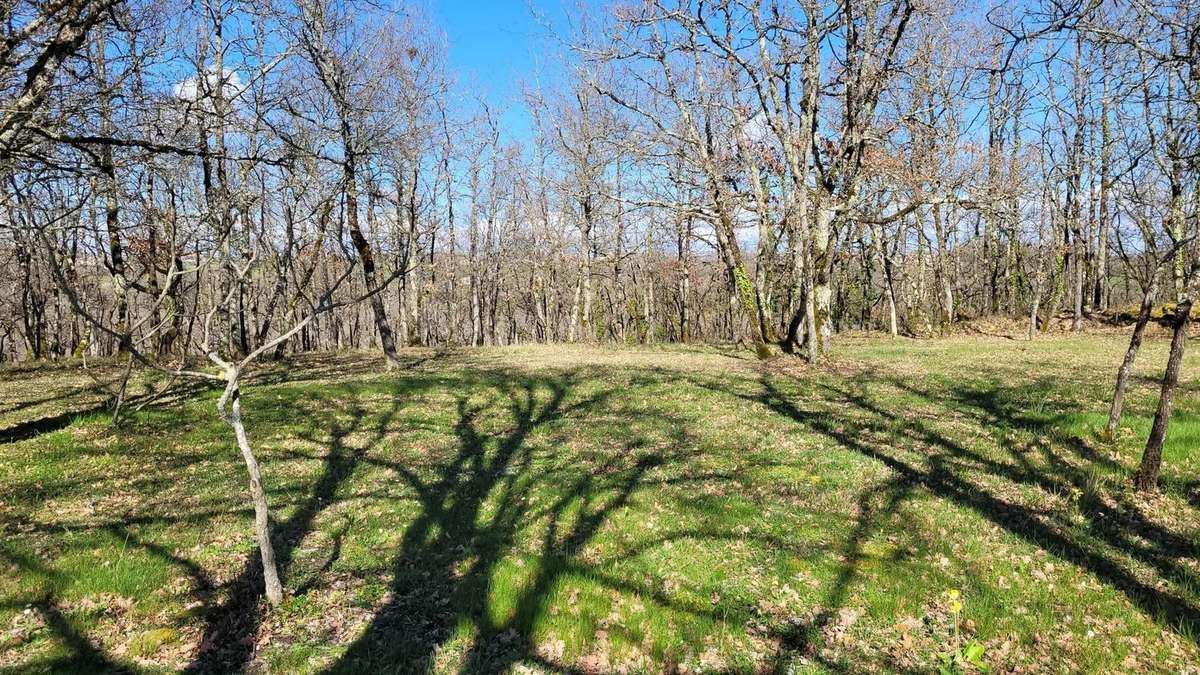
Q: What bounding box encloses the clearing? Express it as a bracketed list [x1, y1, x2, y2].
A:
[1, 335, 1198, 673]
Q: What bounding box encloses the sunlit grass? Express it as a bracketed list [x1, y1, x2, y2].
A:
[1, 336, 1197, 672]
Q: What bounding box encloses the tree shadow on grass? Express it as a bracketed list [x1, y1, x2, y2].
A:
[0, 547, 135, 674]
[324, 368, 717, 673]
[325, 372, 602, 671]
[183, 382, 413, 672]
[3, 352, 703, 673]
[0, 352, 451, 674]
[13, 350, 1198, 671]
[749, 370, 1199, 659]
[769, 472, 918, 671]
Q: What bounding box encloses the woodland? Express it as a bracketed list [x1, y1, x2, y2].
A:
[1, 0, 1199, 672]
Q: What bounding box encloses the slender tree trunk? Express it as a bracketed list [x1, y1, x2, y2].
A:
[405, 166, 423, 346]
[219, 371, 283, 604]
[804, 234, 820, 362]
[95, 31, 128, 353]
[1107, 275, 1159, 437]
[1094, 52, 1111, 312]
[1044, 210, 1069, 333]
[679, 260, 690, 344]
[642, 269, 654, 343]
[1069, 33, 1086, 332]
[931, 204, 953, 332]
[1135, 264, 1198, 491]
[984, 63, 1000, 315]
[567, 274, 581, 343]
[342, 126, 399, 366]
[1072, 228, 1085, 331]
[580, 197, 594, 342]
[1028, 287, 1042, 340]
[866, 220, 899, 337]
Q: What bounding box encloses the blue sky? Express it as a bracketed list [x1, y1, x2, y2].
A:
[431, 0, 577, 140]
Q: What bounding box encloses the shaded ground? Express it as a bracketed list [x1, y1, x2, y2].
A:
[1, 336, 1198, 673]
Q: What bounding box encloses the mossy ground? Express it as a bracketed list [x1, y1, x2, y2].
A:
[1, 334, 1198, 673]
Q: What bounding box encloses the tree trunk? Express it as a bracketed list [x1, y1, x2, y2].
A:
[343, 125, 399, 366]
[1135, 265, 1198, 491]
[1107, 275, 1160, 437]
[1028, 290, 1041, 341]
[811, 207, 834, 356]
[866, 220, 899, 337]
[580, 196, 594, 342]
[95, 30, 128, 354]
[1094, 52, 1111, 312]
[804, 235, 820, 362]
[219, 371, 283, 604]
[1043, 213, 1068, 333]
[931, 203, 954, 333]
[677, 214, 692, 344]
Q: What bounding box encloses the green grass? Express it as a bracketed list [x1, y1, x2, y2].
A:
[1, 336, 1198, 673]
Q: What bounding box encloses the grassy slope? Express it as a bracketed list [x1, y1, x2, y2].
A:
[0, 335, 1198, 673]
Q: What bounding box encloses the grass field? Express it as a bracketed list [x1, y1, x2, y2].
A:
[1, 334, 1199, 673]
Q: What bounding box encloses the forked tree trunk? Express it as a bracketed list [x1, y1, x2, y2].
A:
[219, 370, 283, 604]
